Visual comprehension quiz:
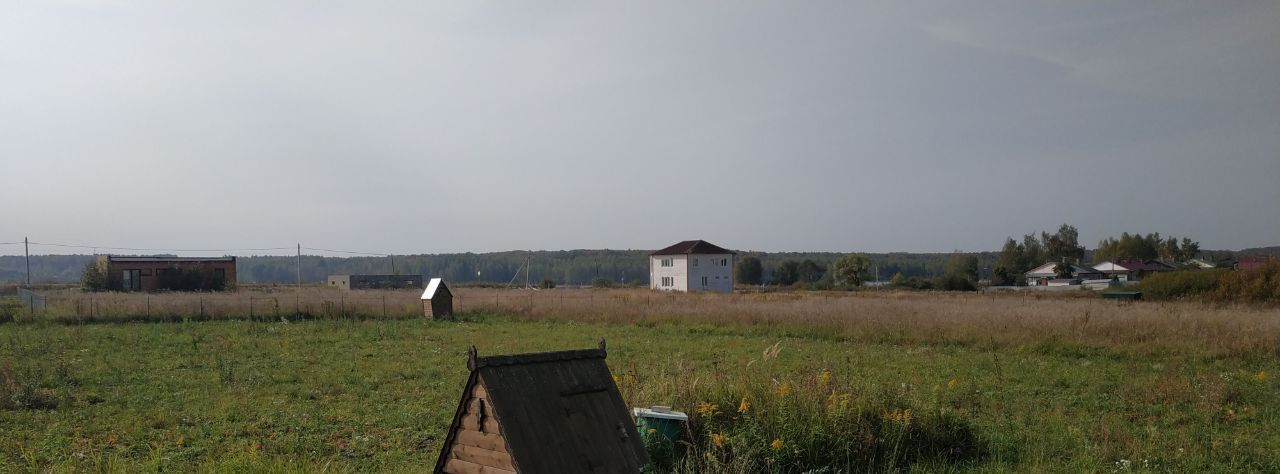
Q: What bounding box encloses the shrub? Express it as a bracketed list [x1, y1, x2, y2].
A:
[0, 364, 60, 410]
[1136, 269, 1228, 300]
[1210, 263, 1280, 304]
[81, 261, 106, 292]
[934, 274, 977, 292]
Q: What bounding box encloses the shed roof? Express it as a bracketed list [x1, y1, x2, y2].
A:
[650, 240, 735, 256]
[435, 341, 648, 473]
[421, 278, 447, 300]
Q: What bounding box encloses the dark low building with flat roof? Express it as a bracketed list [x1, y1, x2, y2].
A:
[97, 255, 236, 292]
[327, 274, 424, 291]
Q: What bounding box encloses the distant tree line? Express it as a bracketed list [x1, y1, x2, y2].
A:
[4, 241, 1276, 287]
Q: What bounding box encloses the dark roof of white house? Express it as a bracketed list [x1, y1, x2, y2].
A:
[650, 240, 735, 256]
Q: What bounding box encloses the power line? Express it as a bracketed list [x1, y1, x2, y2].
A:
[27, 241, 292, 253]
[300, 246, 390, 256]
[12, 239, 398, 257]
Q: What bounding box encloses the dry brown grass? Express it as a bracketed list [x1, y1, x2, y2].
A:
[460, 288, 1280, 359]
[21, 287, 1280, 359]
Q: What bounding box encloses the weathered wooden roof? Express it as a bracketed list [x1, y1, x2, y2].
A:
[435, 341, 648, 473]
[650, 239, 735, 256]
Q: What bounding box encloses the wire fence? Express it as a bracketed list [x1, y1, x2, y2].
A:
[0, 286, 790, 324]
[1, 286, 1016, 325]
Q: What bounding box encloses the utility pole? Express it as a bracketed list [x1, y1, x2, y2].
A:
[390, 254, 397, 275]
[525, 256, 531, 289]
[296, 244, 302, 288]
[24, 237, 30, 286]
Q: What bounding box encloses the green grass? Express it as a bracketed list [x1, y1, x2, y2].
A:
[1, 311, 1278, 472]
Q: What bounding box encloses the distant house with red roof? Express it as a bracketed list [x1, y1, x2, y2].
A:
[1237, 255, 1276, 271]
[649, 240, 736, 293]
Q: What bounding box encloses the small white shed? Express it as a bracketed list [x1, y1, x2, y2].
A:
[421, 278, 453, 319]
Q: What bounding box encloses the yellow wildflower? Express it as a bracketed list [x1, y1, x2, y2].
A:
[696, 401, 720, 417]
[710, 433, 724, 448]
[738, 397, 750, 414]
[776, 382, 792, 397]
[883, 408, 912, 425]
[648, 428, 657, 435]
[770, 439, 784, 450]
[1255, 371, 1267, 382]
[819, 369, 831, 386]
[947, 378, 958, 390]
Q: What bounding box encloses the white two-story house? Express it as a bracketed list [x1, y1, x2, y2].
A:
[649, 240, 735, 293]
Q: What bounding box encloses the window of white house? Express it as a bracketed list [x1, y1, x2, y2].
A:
[693, 259, 698, 267]
[660, 258, 674, 267]
[702, 276, 708, 286]
[721, 258, 728, 266]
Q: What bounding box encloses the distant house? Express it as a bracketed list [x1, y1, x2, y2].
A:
[1184, 258, 1217, 270]
[1237, 255, 1276, 271]
[1024, 262, 1103, 284]
[1092, 259, 1176, 282]
[649, 240, 735, 293]
[328, 274, 424, 291]
[434, 341, 648, 473]
[96, 255, 236, 292]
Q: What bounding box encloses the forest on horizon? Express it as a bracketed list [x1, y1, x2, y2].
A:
[2, 246, 1276, 287]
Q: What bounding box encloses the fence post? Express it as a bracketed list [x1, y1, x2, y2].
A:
[340, 293, 345, 319]
[382, 294, 387, 318]
[249, 296, 254, 320]
[146, 296, 150, 318]
[199, 297, 204, 319]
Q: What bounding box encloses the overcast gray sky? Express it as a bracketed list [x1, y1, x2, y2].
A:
[2, 1, 1277, 256]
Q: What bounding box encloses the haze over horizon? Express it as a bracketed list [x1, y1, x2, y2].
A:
[3, 1, 1277, 256]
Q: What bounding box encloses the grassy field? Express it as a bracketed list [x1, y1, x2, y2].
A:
[1, 290, 1278, 472]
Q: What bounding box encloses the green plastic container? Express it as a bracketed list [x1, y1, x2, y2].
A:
[1102, 291, 1142, 301]
[634, 406, 687, 443]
